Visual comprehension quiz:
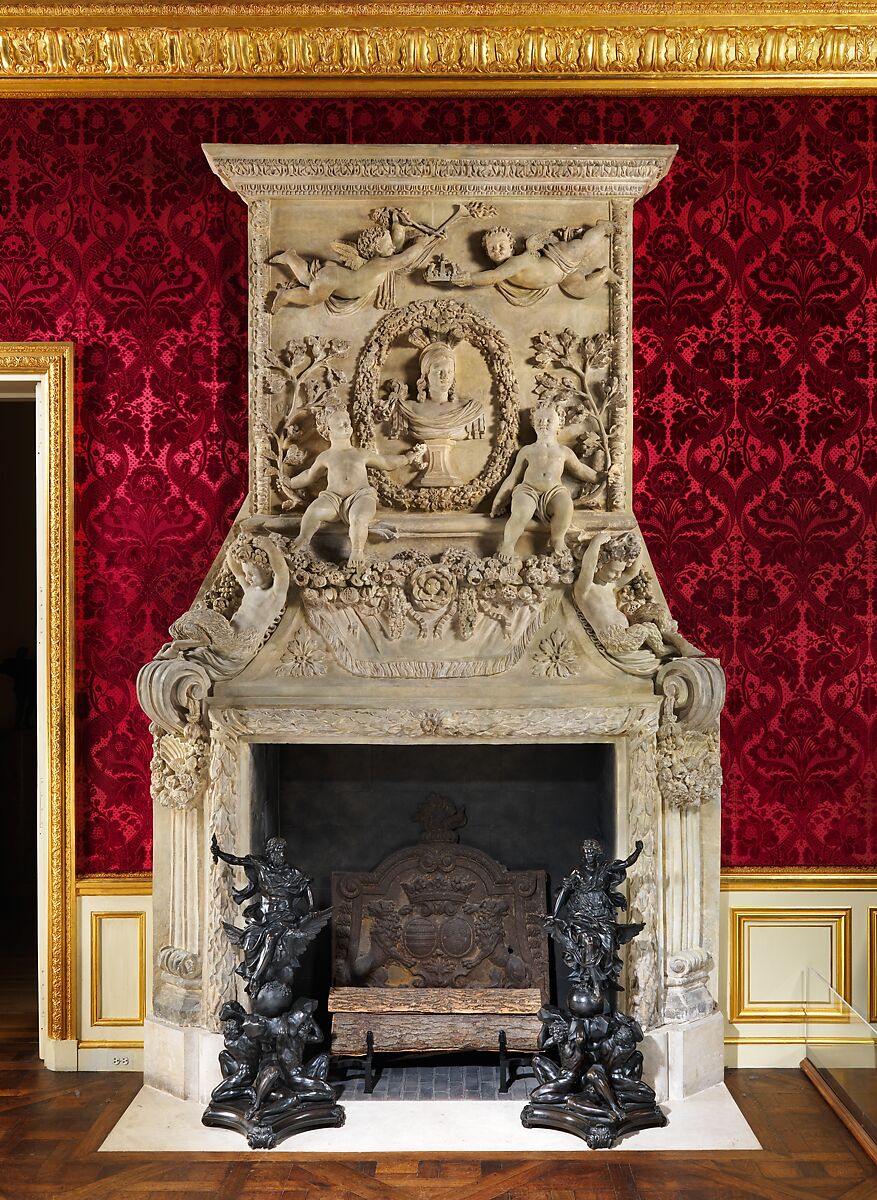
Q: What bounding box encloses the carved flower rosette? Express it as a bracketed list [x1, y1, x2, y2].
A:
[351, 297, 519, 512]
[285, 546, 574, 679]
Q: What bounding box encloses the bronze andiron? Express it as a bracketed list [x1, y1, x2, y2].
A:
[521, 839, 667, 1148]
[202, 837, 345, 1148]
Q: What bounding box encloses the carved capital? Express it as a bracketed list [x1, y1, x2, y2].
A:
[656, 725, 722, 810]
[150, 719, 209, 811]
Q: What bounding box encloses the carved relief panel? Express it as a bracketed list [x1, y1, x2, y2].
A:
[204, 146, 676, 522]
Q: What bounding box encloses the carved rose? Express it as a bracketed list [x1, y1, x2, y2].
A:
[531, 630, 579, 679]
[408, 565, 457, 610]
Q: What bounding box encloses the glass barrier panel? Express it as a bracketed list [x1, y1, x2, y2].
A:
[805, 967, 877, 1146]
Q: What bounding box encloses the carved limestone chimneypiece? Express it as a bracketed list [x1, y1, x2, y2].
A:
[138, 144, 725, 1107]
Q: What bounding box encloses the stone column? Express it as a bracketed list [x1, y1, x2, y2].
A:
[655, 659, 725, 1023]
[201, 708, 248, 1030]
[625, 714, 664, 1032]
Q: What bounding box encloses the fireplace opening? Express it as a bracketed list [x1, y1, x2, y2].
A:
[252, 741, 615, 1021]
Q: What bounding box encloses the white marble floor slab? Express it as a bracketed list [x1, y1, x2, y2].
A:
[101, 1083, 760, 1154]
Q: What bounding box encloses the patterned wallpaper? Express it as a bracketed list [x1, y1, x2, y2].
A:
[0, 98, 872, 871]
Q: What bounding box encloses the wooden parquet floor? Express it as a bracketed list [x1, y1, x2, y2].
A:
[3, 951, 877, 1199]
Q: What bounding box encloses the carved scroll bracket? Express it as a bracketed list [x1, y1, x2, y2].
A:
[655, 656, 725, 734]
[137, 655, 212, 736]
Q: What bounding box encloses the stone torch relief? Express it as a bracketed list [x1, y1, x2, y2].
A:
[137, 146, 727, 1093]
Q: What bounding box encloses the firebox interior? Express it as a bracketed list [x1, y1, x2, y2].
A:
[253, 741, 615, 1014]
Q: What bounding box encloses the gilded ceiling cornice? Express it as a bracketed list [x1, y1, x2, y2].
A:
[1, 3, 877, 92]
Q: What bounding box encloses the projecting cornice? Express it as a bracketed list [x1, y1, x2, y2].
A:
[1, 3, 877, 92]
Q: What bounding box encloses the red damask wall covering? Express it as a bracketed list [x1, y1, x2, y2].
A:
[0, 98, 872, 872]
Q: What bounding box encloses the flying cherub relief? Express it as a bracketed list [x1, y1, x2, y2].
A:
[268, 204, 487, 316]
[454, 220, 620, 307]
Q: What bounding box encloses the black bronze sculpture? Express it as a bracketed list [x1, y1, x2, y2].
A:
[202, 836, 345, 1148]
[521, 839, 666, 1148]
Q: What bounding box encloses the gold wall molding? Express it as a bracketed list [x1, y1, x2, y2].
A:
[729, 907, 852, 1023]
[0, 344, 74, 1044]
[2, 6, 877, 91]
[870, 907, 877, 1024]
[76, 874, 153, 896]
[90, 911, 147, 1027]
[78, 1038, 144, 1049]
[725, 1035, 876, 1044]
[721, 871, 877, 891]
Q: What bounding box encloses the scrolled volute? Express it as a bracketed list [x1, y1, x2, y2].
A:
[655, 656, 725, 733]
[137, 655, 212, 735]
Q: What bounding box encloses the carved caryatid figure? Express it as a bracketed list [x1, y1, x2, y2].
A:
[573, 532, 702, 660]
[285, 406, 425, 567]
[166, 536, 289, 674]
[491, 404, 602, 559]
[454, 221, 619, 307]
[389, 330, 485, 488]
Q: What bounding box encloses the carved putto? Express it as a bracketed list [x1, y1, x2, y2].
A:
[268, 202, 497, 315]
[491, 403, 604, 559]
[450, 219, 618, 306]
[283, 405, 426, 567]
[530, 329, 623, 510]
[268, 207, 439, 314]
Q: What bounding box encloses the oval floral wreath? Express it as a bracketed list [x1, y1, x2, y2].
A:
[351, 298, 520, 512]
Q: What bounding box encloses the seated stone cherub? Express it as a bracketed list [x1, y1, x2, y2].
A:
[454, 221, 619, 307]
[284, 406, 425, 568]
[491, 404, 602, 559]
[573, 531, 701, 659]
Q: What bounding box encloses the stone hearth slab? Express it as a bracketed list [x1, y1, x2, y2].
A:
[101, 1082, 759, 1154]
